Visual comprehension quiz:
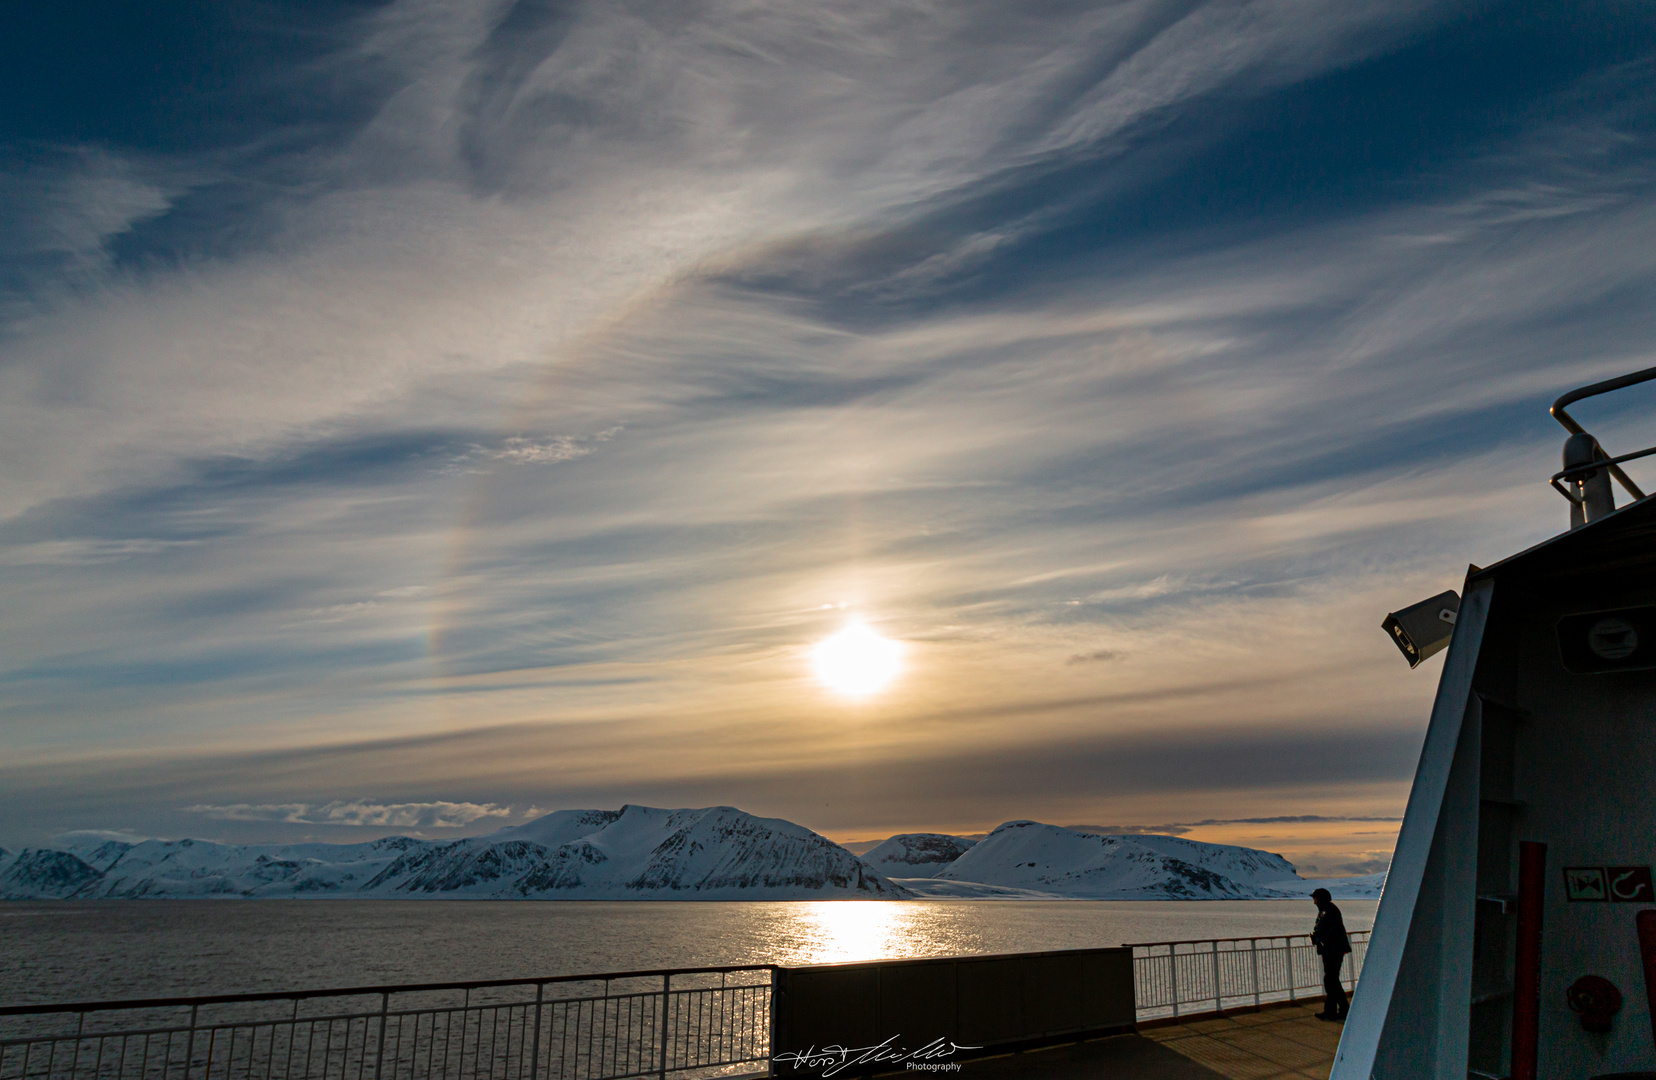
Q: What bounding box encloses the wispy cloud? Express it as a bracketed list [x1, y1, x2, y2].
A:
[1298, 852, 1394, 877]
[0, 148, 184, 295]
[1067, 815, 1404, 837]
[0, 538, 204, 567]
[0, 1, 1652, 855]
[184, 800, 512, 829]
[52, 828, 152, 845]
[442, 429, 624, 475]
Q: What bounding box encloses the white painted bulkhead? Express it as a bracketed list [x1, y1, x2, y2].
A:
[1333, 525, 1656, 1079]
[1331, 580, 1488, 1080]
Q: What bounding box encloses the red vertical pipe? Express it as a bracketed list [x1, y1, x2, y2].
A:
[1635, 909, 1656, 1047]
[1510, 841, 1547, 1080]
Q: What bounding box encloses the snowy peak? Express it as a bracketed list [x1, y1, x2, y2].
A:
[0, 849, 104, 899]
[367, 838, 559, 895]
[493, 808, 625, 848]
[375, 804, 907, 899]
[1, 811, 1382, 901]
[51, 837, 135, 871]
[0, 805, 908, 901]
[621, 805, 893, 895]
[924, 821, 1369, 900]
[1101, 832, 1300, 885]
[86, 836, 419, 898]
[861, 833, 980, 878]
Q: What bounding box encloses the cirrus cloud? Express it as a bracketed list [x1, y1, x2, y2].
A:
[184, 800, 513, 829]
[0, 1, 1652, 868]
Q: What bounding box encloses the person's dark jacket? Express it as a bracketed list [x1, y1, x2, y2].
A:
[1312, 902, 1351, 956]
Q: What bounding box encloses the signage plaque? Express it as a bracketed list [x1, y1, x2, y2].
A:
[1564, 866, 1654, 902]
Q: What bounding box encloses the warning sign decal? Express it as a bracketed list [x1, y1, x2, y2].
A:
[1565, 867, 1608, 902]
[1609, 866, 1655, 902]
[1564, 866, 1655, 902]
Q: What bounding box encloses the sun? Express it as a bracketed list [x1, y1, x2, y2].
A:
[812, 621, 902, 697]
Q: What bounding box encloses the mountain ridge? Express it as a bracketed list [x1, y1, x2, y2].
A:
[898, 821, 1383, 900]
[0, 805, 908, 901]
[0, 809, 1384, 901]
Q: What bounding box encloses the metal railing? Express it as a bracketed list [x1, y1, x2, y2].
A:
[0, 967, 774, 1080]
[1126, 931, 1370, 1021]
[1, 932, 1376, 1079]
[1549, 364, 1656, 526]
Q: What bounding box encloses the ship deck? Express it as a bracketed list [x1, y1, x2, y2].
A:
[886, 1002, 1343, 1080]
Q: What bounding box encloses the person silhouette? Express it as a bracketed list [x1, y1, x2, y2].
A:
[1310, 887, 1351, 1020]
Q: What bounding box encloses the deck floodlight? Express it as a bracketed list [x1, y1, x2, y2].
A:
[1383, 590, 1460, 668]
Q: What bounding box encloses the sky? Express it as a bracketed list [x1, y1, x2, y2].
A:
[3, 1, 1655, 877]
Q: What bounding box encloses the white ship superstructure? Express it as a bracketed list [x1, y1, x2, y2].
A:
[1335, 367, 1656, 1080]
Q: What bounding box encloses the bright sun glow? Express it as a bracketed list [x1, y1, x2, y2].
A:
[787, 901, 912, 964]
[812, 621, 902, 697]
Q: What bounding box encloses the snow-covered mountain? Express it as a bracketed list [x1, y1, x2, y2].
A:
[0, 810, 1383, 901]
[0, 848, 107, 898]
[0, 835, 431, 899]
[367, 805, 903, 899]
[0, 806, 906, 901]
[860, 833, 979, 877]
[71, 839, 146, 872]
[894, 821, 1383, 900]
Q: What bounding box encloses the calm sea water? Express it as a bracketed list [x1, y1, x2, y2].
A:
[0, 899, 1377, 1007]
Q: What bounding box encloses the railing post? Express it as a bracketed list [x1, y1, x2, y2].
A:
[1287, 940, 1297, 1003]
[658, 974, 671, 1080]
[284, 999, 298, 1080]
[1249, 939, 1260, 1009]
[768, 967, 779, 1078]
[1210, 943, 1221, 1013]
[184, 1004, 199, 1080]
[373, 992, 389, 1080]
[1170, 947, 1180, 1018]
[528, 983, 543, 1080]
[69, 1010, 86, 1080]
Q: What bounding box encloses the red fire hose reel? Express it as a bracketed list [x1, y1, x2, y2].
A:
[1568, 975, 1623, 1033]
[1580, 911, 1656, 1080]
[1517, 856, 1656, 1079]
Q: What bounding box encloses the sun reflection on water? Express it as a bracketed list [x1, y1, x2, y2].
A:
[777, 902, 927, 966]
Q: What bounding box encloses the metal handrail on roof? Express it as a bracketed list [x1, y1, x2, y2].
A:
[1549, 364, 1656, 505]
